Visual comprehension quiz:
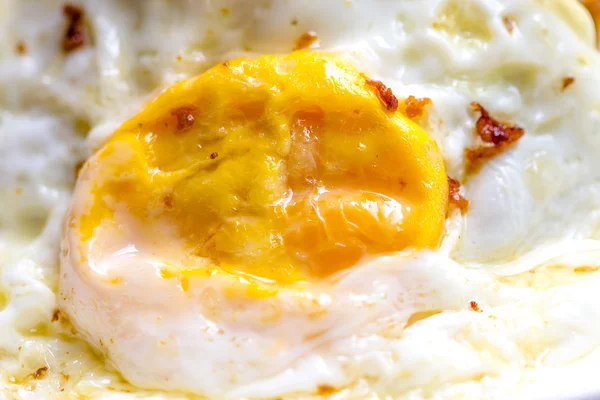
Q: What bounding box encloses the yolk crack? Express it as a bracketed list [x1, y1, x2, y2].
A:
[77, 52, 448, 285]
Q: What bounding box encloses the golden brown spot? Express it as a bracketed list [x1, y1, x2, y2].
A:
[176, 55, 182, 61]
[291, 18, 298, 26]
[466, 102, 524, 171]
[447, 176, 469, 213]
[51, 309, 61, 322]
[562, 76, 575, 91]
[170, 105, 197, 131]
[210, 152, 219, 160]
[32, 366, 48, 380]
[502, 16, 515, 33]
[294, 31, 318, 50]
[404, 95, 432, 118]
[60, 373, 70, 381]
[317, 384, 336, 395]
[163, 192, 174, 209]
[469, 300, 482, 312]
[62, 4, 87, 53]
[220, 7, 230, 16]
[470, 103, 523, 144]
[365, 78, 399, 112]
[15, 187, 22, 195]
[574, 266, 599, 273]
[15, 41, 27, 55]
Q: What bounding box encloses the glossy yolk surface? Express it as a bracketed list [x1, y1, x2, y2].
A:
[77, 52, 448, 285]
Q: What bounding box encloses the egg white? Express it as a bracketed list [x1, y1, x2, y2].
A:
[2, 0, 600, 399]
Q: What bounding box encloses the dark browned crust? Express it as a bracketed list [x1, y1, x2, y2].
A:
[51, 309, 61, 322]
[33, 366, 49, 379]
[562, 76, 575, 91]
[63, 4, 86, 53]
[365, 78, 399, 112]
[294, 31, 318, 50]
[466, 102, 524, 171]
[502, 16, 515, 33]
[404, 95, 432, 118]
[447, 176, 469, 213]
[170, 105, 197, 131]
[469, 301, 482, 312]
[163, 193, 174, 209]
[15, 40, 27, 55]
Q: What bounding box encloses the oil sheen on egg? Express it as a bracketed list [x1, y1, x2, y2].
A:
[3, 0, 600, 399]
[60, 51, 449, 396]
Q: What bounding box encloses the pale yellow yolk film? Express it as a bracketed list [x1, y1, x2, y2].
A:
[77, 52, 448, 285]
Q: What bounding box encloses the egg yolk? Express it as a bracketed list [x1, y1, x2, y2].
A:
[77, 52, 448, 285]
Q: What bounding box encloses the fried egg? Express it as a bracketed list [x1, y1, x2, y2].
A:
[3, 0, 600, 399]
[60, 51, 449, 396]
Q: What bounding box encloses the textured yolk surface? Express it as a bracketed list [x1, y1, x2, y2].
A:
[78, 52, 448, 285]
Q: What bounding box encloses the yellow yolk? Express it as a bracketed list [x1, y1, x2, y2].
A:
[77, 52, 448, 285]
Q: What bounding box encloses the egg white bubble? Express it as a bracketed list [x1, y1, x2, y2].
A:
[2, 0, 600, 398]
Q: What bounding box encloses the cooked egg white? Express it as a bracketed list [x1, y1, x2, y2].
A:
[2, 0, 600, 399]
